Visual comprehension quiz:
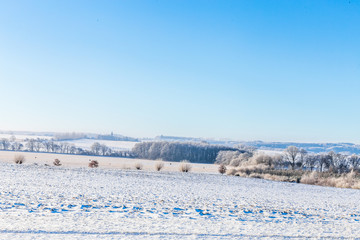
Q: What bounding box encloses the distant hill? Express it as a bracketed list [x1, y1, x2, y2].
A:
[154, 135, 360, 155]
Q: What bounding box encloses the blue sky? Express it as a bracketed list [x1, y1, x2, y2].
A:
[0, 0, 359, 143]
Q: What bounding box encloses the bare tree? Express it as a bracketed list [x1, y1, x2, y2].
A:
[318, 153, 331, 172]
[284, 146, 300, 170]
[42, 141, 51, 152]
[327, 151, 337, 172]
[299, 149, 307, 165]
[304, 154, 319, 171]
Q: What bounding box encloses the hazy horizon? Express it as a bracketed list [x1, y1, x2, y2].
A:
[1, 1, 359, 143]
[2, 128, 360, 145]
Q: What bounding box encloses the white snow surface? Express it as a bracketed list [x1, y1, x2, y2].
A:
[0, 162, 360, 239]
[63, 139, 137, 151]
[0, 134, 53, 141]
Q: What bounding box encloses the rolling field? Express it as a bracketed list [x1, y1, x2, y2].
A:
[0, 159, 359, 239]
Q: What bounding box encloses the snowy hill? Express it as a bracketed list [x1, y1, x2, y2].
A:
[0, 162, 359, 239]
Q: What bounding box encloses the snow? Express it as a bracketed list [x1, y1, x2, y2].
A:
[0, 161, 360, 239]
[0, 134, 53, 141]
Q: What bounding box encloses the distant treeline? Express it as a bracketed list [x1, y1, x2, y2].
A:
[0, 137, 134, 158]
[132, 141, 240, 163]
[96, 134, 139, 142]
[54, 132, 139, 142]
[53, 132, 87, 141]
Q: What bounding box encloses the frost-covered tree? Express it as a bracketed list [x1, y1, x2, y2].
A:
[215, 150, 252, 167]
[48, 141, 59, 153]
[26, 139, 35, 152]
[0, 138, 10, 150]
[332, 153, 349, 173]
[42, 141, 51, 152]
[304, 154, 319, 171]
[59, 142, 71, 153]
[299, 149, 307, 166]
[34, 139, 42, 152]
[318, 153, 332, 172]
[11, 142, 23, 151]
[235, 144, 257, 154]
[99, 144, 111, 156]
[132, 141, 239, 163]
[348, 154, 360, 171]
[91, 142, 101, 155]
[284, 146, 300, 170]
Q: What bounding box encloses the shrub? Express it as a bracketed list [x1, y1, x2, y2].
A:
[226, 168, 237, 176]
[135, 162, 143, 170]
[300, 172, 318, 185]
[179, 160, 191, 172]
[14, 155, 25, 164]
[262, 173, 289, 182]
[218, 164, 227, 174]
[229, 158, 243, 167]
[53, 159, 62, 166]
[252, 154, 273, 166]
[234, 171, 248, 177]
[88, 160, 99, 168]
[249, 173, 263, 179]
[155, 160, 164, 171]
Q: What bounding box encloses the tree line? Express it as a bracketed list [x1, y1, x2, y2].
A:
[3, 135, 358, 173]
[131, 141, 241, 163]
[0, 137, 134, 157]
[216, 145, 360, 174]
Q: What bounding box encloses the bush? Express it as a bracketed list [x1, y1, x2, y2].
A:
[135, 162, 143, 170]
[218, 164, 226, 174]
[53, 159, 62, 166]
[155, 160, 164, 171]
[300, 172, 318, 185]
[14, 155, 25, 164]
[218, 152, 252, 167]
[88, 160, 99, 168]
[252, 154, 273, 166]
[226, 168, 237, 176]
[179, 160, 191, 172]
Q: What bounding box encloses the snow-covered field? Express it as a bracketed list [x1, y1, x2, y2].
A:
[0, 133, 53, 141]
[1, 161, 360, 239]
[64, 139, 137, 151]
